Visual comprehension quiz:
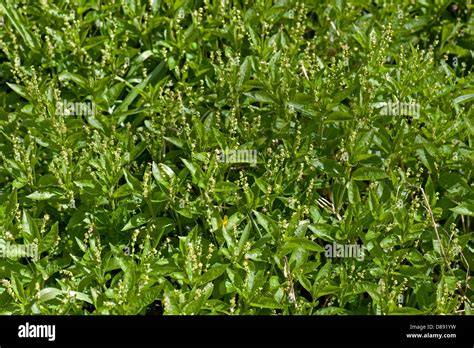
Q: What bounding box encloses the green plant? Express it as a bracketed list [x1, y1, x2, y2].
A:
[0, 0, 473, 315]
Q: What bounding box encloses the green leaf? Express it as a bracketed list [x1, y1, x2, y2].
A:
[26, 191, 60, 200]
[6, 83, 28, 99]
[324, 111, 353, 123]
[309, 224, 336, 242]
[123, 169, 142, 192]
[134, 285, 164, 312]
[450, 203, 474, 216]
[389, 307, 423, 314]
[314, 307, 347, 315]
[9, 274, 24, 301]
[73, 180, 95, 189]
[167, 56, 177, 70]
[38, 287, 62, 302]
[238, 56, 252, 88]
[122, 213, 150, 231]
[214, 182, 239, 193]
[380, 234, 399, 249]
[226, 212, 245, 231]
[22, 211, 37, 243]
[113, 184, 133, 198]
[250, 297, 283, 309]
[115, 60, 166, 114]
[58, 72, 89, 89]
[152, 162, 175, 188]
[164, 136, 185, 149]
[197, 264, 228, 286]
[244, 91, 274, 103]
[75, 237, 88, 253]
[352, 167, 388, 181]
[69, 291, 93, 304]
[359, 282, 383, 305]
[0, 3, 39, 50]
[39, 222, 59, 254]
[282, 237, 325, 252]
[181, 158, 198, 176]
[253, 210, 278, 239]
[237, 223, 251, 257]
[416, 146, 436, 173]
[453, 93, 474, 105]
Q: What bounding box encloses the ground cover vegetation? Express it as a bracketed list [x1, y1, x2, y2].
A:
[0, 0, 473, 315]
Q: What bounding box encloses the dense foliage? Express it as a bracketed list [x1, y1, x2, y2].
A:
[0, 0, 473, 315]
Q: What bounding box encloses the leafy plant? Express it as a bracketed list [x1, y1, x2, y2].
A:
[0, 0, 472, 315]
